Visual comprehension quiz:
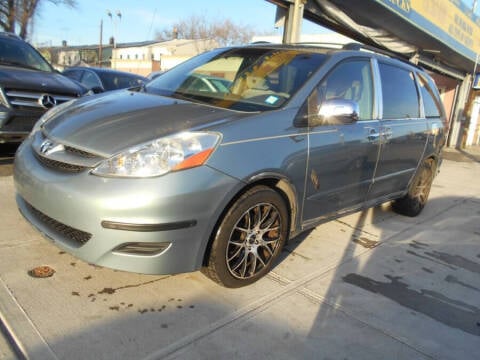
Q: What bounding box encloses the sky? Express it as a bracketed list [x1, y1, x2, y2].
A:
[32, 0, 329, 47]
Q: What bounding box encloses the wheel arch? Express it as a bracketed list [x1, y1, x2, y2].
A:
[423, 151, 440, 175]
[200, 173, 299, 267]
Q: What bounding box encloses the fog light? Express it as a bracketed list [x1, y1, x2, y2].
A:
[113, 242, 171, 256]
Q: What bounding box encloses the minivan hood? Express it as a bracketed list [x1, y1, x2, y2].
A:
[0, 65, 84, 95]
[43, 90, 246, 156]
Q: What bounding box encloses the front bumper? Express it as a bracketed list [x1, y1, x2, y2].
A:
[14, 138, 241, 275]
[0, 106, 43, 143]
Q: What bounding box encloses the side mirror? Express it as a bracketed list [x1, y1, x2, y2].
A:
[90, 86, 104, 94]
[315, 99, 359, 125]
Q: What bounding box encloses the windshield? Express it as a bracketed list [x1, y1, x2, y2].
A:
[97, 71, 145, 90]
[0, 37, 53, 72]
[145, 47, 326, 112]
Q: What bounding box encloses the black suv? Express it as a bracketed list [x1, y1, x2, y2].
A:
[0, 32, 85, 143]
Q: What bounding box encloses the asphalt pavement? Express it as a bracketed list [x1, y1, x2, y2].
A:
[0, 146, 479, 360]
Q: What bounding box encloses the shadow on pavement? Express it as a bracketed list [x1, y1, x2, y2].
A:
[0, 139, 478, 360]
[442, 146, 480, 163]
[0, 144, 18, 177]
[309, 195, 480, 359]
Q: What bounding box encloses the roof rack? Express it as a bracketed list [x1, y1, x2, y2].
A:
[289, 42, 346, 49]
[342, 42, 405, 57]
[248, 42, 344, 49]
[342, 42, 423, 69]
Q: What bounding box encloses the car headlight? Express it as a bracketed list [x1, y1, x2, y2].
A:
[30, 99, 76, 137]
[92, 132, 221, 178]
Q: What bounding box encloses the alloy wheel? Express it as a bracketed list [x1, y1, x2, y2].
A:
[226, 203, 282, 279]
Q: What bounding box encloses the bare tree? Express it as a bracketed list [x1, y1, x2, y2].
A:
[0, 0, 76, 39]
[156, 14, 254, 46]
[0, 0, 16, 32]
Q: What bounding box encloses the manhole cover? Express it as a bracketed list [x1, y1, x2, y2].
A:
[28, 266, 56, 278]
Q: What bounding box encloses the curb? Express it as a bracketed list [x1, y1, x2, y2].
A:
[0, 277, 57, 360]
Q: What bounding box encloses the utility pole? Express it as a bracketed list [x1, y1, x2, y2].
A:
[99, 19, 103, 67]
[107, 10, 121, 69]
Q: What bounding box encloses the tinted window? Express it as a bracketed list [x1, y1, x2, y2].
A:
[316, 59, 374, 121]
[98, 72, 145, 90]
[81, 70, 102, 89]
[63, 69, 83, 81]
[417, 73, 442, 118]
[379, 63, 419, 119]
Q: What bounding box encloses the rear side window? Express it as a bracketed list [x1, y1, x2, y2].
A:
[379, 62, 419, 119]
[417, 73, 442, 118]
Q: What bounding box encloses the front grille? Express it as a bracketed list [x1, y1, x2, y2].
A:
[35, 153, 87, 173]
[0, 115, 39, 132]
[32, 134, 101, 173]
[64, 145, 98, 158]
[26, 203, 92, 246]
[5, 89, 76, 110]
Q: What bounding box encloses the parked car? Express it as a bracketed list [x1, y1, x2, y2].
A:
[0, 32, 85, 143]
[147, 70, 165, 80]
[179, 73, 231, 94]
[63, 67, 147, 93]
[14, 43, 446, 287]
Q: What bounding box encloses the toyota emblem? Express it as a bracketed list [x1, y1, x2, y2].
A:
[40, 139, 54, 154]
[38, 94, 57, 109]
[39, 139, 64, 155]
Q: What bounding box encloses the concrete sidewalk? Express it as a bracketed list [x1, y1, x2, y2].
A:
[442, 145, 480, 163]
[0, 155, 479, 360]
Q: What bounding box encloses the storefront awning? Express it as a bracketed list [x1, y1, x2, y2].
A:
[269, 0, 480, 78]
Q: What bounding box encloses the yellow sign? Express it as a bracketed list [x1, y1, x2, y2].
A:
[411, 0, 480, 54]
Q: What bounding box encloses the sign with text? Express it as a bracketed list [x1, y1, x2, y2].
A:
[375, 0, 480, 63]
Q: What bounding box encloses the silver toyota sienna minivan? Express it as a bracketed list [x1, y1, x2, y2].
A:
[14, 44, 446, 287]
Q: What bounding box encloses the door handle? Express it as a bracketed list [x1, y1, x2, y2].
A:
[367, 128, 380, 142]
[382, 127, 393, 140]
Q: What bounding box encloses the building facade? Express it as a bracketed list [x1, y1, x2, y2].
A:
[40, 38, 218, 77]
[111, 39, 218, 76]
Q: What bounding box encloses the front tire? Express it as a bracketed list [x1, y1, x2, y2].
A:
[203, 186, 288, 288]
[393, 158, 435, 217]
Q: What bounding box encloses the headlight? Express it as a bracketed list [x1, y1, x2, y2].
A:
[92, 132, 221, 178]
[29, 99, 75, 137]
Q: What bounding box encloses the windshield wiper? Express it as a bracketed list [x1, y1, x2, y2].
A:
[172, 91, 216, 106]
[171, 90, 194, 102]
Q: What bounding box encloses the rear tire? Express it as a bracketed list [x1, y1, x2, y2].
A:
[393, 158, 435, 217]
[203, 186, 288, 288]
